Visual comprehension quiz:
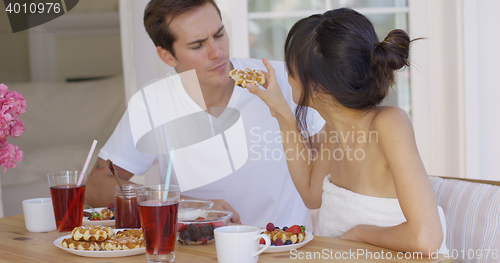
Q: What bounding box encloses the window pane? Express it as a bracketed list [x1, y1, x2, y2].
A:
[249, 0, 408, 12]
[329, 0, 407, 8]
[365, 13, 407, 41]
[249, 18, 300, 61]
[249, 0, 326, 12]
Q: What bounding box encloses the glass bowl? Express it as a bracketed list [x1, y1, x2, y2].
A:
[177, 209, 233, 245]
[179, 199, 214, 210]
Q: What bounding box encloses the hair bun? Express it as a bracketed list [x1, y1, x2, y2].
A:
[373, 29, 410, 70]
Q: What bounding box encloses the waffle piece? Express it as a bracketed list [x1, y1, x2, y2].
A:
[265, 230, 306, 245]
[229, 68, 265, 88]
[100, 236, 145, 251]
[61, 238, 100, 251]
[99, 208, 115, 220]
[116, 229, 144, 240]
[71, 225, 115, 242]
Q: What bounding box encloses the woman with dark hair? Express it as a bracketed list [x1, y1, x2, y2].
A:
[247, 8, 447, 254]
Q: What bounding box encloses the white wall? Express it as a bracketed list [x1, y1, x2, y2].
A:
[409, 0, 464, 178]
[463, 0, 500, 181]
[410, 0, 500, 181]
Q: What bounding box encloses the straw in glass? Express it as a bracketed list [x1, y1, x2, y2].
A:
[77, 140, 97, 186]
[162, 147, 175, 202]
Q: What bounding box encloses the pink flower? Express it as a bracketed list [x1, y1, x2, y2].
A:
[5, 90, 26, 115]
[0, 142, 23, 172]
[0, 84, 8, 98]
[0, 83, 26, 172]
[10, 120, 25, 138]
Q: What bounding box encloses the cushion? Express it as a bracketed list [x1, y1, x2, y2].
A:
[430, 176, 500, 262]
[2, 76, 126, 186]
[1, 144, 101, 187]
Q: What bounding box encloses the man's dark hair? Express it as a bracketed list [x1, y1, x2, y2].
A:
[144, 0, 222, 57]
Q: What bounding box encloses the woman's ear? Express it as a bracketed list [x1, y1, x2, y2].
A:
[311, 85, 321, 98]
[157, 46, 178, 68]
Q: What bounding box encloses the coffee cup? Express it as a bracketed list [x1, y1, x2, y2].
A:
[214, 225, 271, 263]
[22, 198, 57, 232]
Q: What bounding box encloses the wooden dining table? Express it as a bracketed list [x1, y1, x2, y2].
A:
[0, 214, 452, 263]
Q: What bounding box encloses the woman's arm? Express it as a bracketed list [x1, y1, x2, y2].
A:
[340, 107, 443, 255]
[247, 58, 329, 209]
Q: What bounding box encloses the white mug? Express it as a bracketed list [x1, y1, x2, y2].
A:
[214, 225, 271, 263]
[22, 198, 57, 232]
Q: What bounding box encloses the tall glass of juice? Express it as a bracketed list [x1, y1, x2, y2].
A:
[47, 171, 86, 237]
[136, 185, 180, 263]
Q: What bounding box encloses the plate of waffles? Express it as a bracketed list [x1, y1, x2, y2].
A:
[54, 228, 145, 258]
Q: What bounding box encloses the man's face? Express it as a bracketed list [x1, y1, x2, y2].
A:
[167, 3, 231, 89]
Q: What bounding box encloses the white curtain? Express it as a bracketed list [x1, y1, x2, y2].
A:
[119, 0, 174, 102]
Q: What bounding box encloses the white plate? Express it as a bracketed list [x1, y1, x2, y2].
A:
[260, 230, 313, 253]
[82, 207, 115, 227]
[53, 229, 145, 258]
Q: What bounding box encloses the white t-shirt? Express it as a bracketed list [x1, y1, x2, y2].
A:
[99, 58, 325, 230]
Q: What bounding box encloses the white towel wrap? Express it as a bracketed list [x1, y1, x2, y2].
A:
[318, 174, 448, 254]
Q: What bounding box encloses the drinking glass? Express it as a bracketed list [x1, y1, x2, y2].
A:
[47, 171, 86, 236]
[136, 185, 180, 263]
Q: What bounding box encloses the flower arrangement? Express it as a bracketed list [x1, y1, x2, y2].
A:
[0, 83, 26, 172]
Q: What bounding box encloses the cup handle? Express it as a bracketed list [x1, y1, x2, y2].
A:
[254, 234, 271, 257]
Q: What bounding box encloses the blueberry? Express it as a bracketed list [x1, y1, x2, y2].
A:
[282, 226, 288, 231]
[275, 226, 279, 230]
[285, 240, 292, 245]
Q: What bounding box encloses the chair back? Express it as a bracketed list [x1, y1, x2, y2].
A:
[430, 176, 500, 263]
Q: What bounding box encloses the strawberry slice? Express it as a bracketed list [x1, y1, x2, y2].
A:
[259, 238, 266, 244]
[212, 221, 225, 228]
[285, 225, 302, 234]
[177, 223, 185, 232]
[89, 213, 102, 221]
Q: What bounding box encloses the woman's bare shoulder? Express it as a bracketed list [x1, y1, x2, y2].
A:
[371, 106, 410, 127]
[369, 106, 414, 143]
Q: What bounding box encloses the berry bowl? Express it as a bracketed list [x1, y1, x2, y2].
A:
[179, 199, 214, 210]
[177, 209, 233, 245]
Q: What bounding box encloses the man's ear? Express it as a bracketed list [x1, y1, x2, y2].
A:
[157, 46, 178, 67]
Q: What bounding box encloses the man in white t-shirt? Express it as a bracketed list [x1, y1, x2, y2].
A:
[85, 0, 324, 230]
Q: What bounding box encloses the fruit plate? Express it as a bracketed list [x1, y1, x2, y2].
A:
[259, 230, 313, 253]
[53, 229, 145, 258]
[82, 207, 115, 227]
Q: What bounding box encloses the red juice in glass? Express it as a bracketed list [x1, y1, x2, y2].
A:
[49, 184, 85, 232]
[139, 200, 179, 254]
